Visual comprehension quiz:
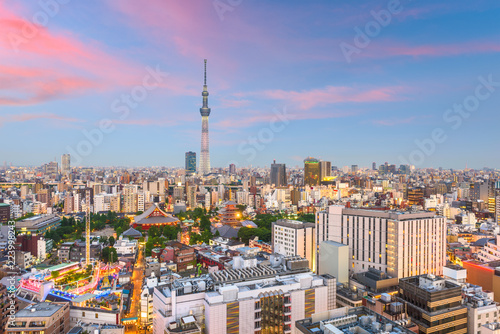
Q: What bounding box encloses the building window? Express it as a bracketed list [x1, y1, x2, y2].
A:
[95, 313, 98, 319]
[82, 312, 85, 317]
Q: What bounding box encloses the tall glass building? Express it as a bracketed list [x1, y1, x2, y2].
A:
[185, 151, 196, 175]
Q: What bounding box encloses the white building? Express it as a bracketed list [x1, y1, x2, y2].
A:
[316, 205, 446, 279]
[318, 240, 349, 284]
[153, 257, 336, 334]
[114, 236, 137, 256]
[272, 219, 316, 271]
[477, 235, 500, 263]
[463, 284, 500, 334]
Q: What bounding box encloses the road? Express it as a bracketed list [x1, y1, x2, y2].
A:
[124, 243, 145, 334]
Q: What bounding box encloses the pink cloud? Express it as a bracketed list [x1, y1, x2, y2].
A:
[365, 40, 500, 59]
[0, 2, 195, 105]
[0, 112, 84, 126]
[246, 85, 404, 110]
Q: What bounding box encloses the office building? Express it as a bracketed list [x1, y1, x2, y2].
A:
[304, 157, 320, 186]
[229, 163, 236, 174]
[272, 219, 316, 271]
[0, 202, 10, 223]
[271, 160, 287, 187]
[316, 206, 446, 279]
[185, 151, 196, 175]
[407, 187, 424, 206]
[7, 302, 71, 334]
[398, 275, 467, 334]
[61, 154, 70, 176]
[44, 161, 58, 178]
[319, 160, 331, 182]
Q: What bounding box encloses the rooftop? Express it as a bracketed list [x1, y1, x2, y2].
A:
[296, 306, 415, 334]
[16, 302, 67, 318]
[274, 219, 315, 229]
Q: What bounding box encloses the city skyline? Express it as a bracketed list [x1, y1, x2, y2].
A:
[2, 1, 500, 169]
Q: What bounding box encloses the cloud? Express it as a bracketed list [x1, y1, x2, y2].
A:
[0, 112, 84, 126]
[362, 39, 500, 60]
[244, 85, 405, 110]
[373, 116, 416, 126]
[0, 2, 172, 105]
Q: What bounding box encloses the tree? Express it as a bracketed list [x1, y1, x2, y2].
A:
[101, 246, 118, 263]
[51, 271, 60, 279]
[199, 216, 211, 231]
[163, 225, 180, 240]
[109, 236, 115, 246]
[148, 225, 162, 238]
[101, 236, 108, 246]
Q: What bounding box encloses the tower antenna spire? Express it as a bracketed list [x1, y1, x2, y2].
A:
[204, 59, 207, 85]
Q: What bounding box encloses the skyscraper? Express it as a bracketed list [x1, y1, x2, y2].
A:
[61, 154, 70, 176]
[199, 59, 211, 175]
[319, 160, 331, 181]
[229, 163, 236, 174]
[185, 151, 196, 175]
[303, 157, 320, 186]
[270, 160, 286, 187]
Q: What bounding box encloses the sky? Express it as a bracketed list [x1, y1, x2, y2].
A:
[1, 0, 500, 169]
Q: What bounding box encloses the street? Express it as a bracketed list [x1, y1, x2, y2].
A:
[124, 243, 146, 334]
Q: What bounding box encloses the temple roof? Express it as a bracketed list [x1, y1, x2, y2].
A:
[135, 204, 179, 225]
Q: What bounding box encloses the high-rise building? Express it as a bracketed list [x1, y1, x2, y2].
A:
[304, 157, 320, 186]
[270, 160, 286, 187]
[199, 59, 211, 175]
[316, 206, 446, 279]
[319, 160, 331, 182]
[372, 162, 376, 170]
[61, 154, 70, 176]
[229, 163, 236, 174]
[398, 275, 467, 334]
[272, 219, 316, 271]
[123, 185, 138, 213]
[351, 164, 359, 173]
[44, 161, 58, 178]
[471, 182, 489, 201]
[185, 151, 196, 175]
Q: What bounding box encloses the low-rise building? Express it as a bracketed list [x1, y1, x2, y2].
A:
[295, 306, 416, 334]
[162, 241, 195, 272]
[114, 236, 137, 256]
[15, 214, 61, 235]
[6, 302, 71, 334]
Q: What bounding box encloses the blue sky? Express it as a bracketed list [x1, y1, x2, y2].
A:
[1, 0, 500, 169]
